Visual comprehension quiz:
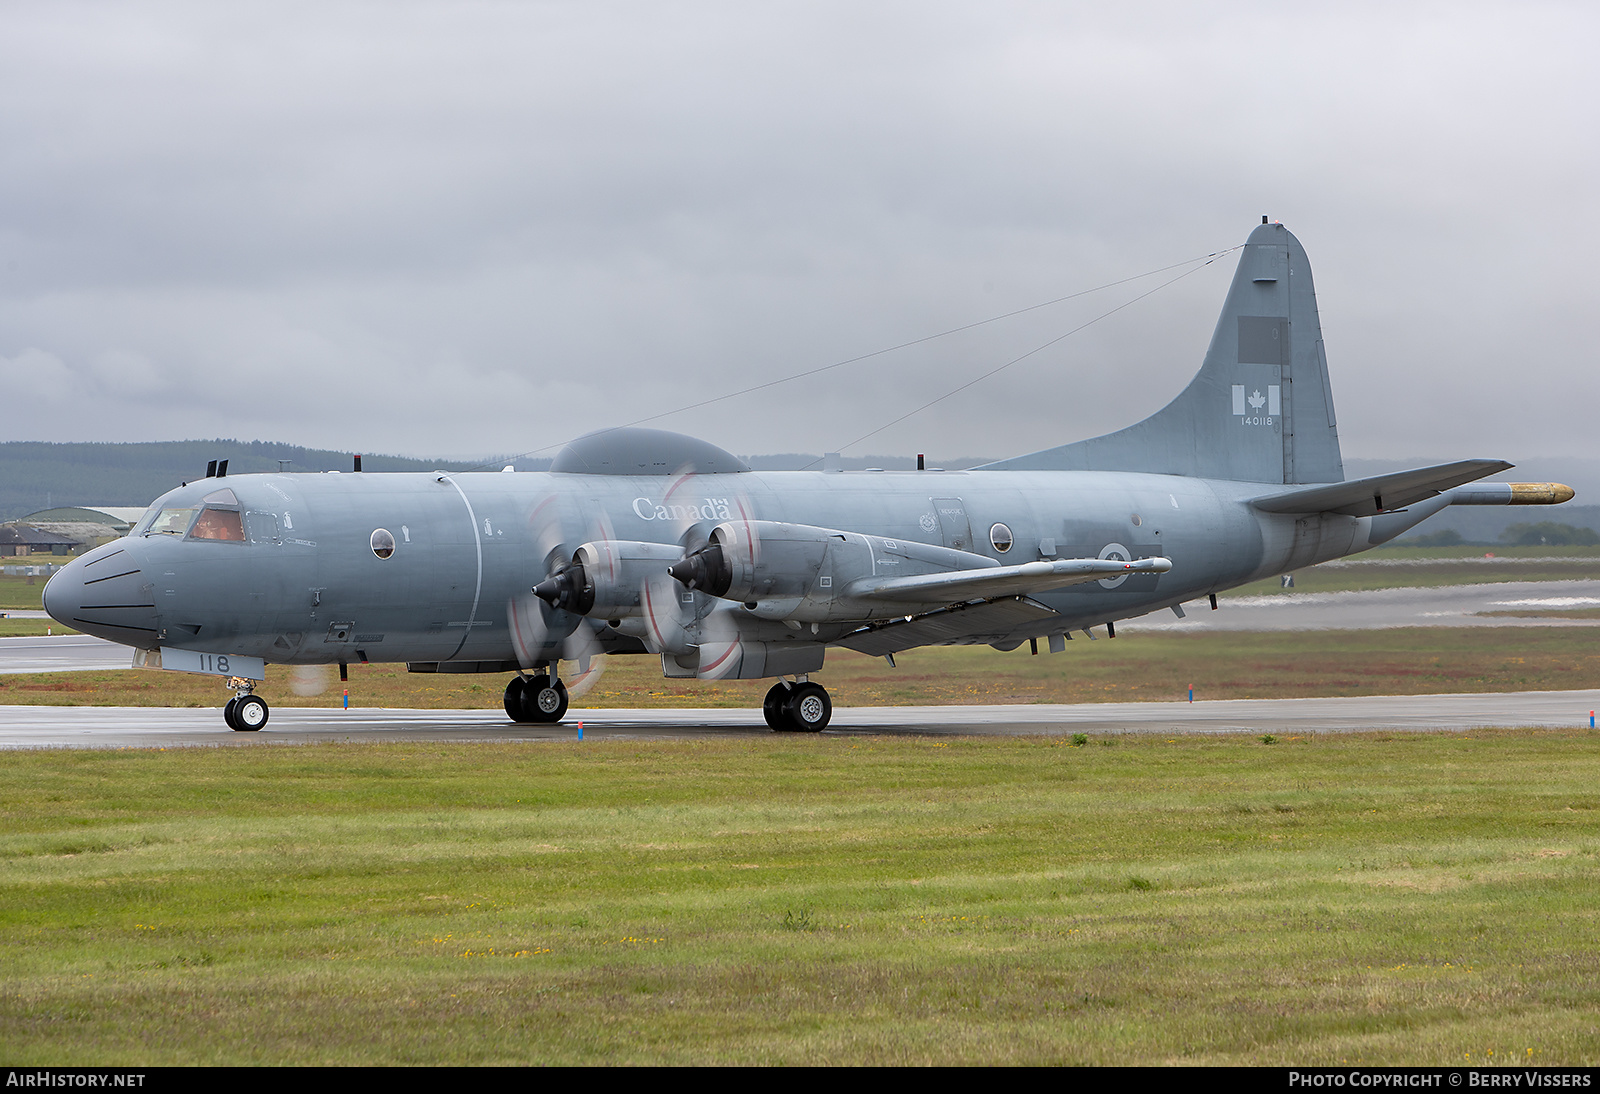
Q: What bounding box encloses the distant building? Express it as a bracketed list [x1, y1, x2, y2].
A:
[0, 523, 80, 556]
[18, 506, 147, 548]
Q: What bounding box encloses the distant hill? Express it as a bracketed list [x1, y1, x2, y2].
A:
[0, 441, 494, 520]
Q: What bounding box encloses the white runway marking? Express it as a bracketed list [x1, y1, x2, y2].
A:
[1490, 596, 1600, 608]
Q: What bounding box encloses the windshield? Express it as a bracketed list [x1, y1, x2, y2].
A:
[189, 508, 245, 542]
[146, 508, 199, 536]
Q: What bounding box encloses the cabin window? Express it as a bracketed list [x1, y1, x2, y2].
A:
[989, 522, 1014, 553]
[371, 528, 396, 559]
[189, 507, 246, 542]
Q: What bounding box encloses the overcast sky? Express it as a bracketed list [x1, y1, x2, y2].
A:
[2, 2, 1596, 467]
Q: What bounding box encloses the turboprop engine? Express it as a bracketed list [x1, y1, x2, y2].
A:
[532, 540, 686, 617]
[667, 519, 1005, 623]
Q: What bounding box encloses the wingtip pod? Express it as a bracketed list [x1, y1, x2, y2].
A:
[1448, 481, 1576, 506]
[1510, 482, 1576, 505]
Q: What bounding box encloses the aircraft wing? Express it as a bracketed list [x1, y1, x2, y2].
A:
[844, 556, 1172, 603]
[838, 596, 1063, 656]
[1249, 460, 1512, 518]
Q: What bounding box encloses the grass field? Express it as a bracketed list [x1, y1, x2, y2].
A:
[0, 619, 76, 638]
[2, 732, 1599, 1065]
[3, 626, 1598, 710]
[0, 572, 55, 611]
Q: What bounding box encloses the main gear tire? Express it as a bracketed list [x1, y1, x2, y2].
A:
[504, 677, 530, 722]
[523, 675, 569, 723]
[762, 682, 791, 731]
[784, 682, 831, 733]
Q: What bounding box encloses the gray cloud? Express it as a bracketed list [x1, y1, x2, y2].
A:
[1, 1, 1595, 467]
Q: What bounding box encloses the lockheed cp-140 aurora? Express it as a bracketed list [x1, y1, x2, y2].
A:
[43, 220, 1573, 731]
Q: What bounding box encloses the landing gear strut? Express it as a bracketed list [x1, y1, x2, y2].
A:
[504, 671, 569, 724]
[223, 677, 269, 731]
[762, 678, 831, 733]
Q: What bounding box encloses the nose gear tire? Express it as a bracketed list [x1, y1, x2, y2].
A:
[232, 695, 269, 731]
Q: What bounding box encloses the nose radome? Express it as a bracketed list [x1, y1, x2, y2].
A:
[42, 558, 83, 624]
[44, 542, 159, 648]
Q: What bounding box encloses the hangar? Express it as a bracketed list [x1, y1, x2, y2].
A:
[16, 506, 147, 549]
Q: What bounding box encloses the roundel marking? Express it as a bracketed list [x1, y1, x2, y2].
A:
[1097, 542, 1131, 589]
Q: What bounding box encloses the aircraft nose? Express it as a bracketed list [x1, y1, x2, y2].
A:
[44, 541, 160, 648]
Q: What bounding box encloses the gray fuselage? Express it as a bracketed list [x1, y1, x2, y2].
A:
[44, 466, 1379, 672]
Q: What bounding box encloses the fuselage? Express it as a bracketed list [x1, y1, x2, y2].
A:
[43, 467, 1380, 670]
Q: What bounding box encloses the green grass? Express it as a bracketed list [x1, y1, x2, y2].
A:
[4, 627, 1599, 709]
[0, 619, 76, 637]
[0, 572, 55, 611]
[2, 733, 1599, 1064]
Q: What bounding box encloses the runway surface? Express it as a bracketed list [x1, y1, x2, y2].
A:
[3, 689, 1597, 749]
[0, 634, 139, 674]
[1125, 579, 1600, 632]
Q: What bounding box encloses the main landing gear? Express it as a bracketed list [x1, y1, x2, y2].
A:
[763, 678, 832, 733]
[501, 670, 831, 732]
[504, 672, 569, 724]
[223, 677, 269, 731]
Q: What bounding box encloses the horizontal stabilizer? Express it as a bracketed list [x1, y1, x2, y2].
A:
[847, 556, 1172, 604]
[1251, 460, 1511, 517]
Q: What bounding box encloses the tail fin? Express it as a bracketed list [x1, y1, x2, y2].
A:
[979, 220, 1344, 484]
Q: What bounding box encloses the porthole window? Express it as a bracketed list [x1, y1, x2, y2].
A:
[989, 522, 1014, 553]
[1131, 513, 1143, 527]
[371, 528, 396, 559]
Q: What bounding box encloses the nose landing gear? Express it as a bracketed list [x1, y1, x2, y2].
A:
[762, 678, 832, 732]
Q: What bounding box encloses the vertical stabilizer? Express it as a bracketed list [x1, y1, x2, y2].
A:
[979, 221, 1344, 484]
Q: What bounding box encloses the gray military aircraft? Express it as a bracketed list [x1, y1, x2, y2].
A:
[43, 219, 1573, 732]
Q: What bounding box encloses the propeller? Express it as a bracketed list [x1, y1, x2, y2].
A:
[508, 493, 613, 694]
[640, 569, 695, 656]
[654, 471, 765, 676]
[661, 471, 760, 597]
[521, 474, 761, 680]
[692, 603, 746, 680]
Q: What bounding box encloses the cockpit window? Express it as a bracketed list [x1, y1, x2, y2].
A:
[202, 487, 239, 506]
[147, 508, 199, 536]
[189, 508, 246, 542]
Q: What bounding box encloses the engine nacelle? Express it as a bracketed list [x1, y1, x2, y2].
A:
[668, 520, 827, 603]
[668, 520, 998, 621]
[532, 540, 684, 617]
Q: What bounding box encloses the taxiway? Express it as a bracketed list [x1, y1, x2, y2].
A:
[2, 689, 1596, 749]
